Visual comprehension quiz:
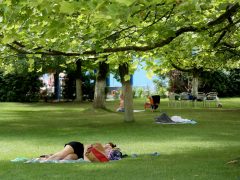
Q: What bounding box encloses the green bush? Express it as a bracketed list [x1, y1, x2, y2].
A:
[167, 69, 240, 97]
[62, 70, 95, 101]
[136, 87, 144, 98]
[0, 72, 42, 102]
[199, 69, 240, 97]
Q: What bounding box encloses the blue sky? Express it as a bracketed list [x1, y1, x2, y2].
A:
[109, 66, 156, 90]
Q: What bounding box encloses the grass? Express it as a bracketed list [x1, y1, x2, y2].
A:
[0, 98, 239, 180]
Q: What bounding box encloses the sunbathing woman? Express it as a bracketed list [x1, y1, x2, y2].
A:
[40, 141, 117, 161]
[144, 96, 154, 111]
[116, 94, 124, 112]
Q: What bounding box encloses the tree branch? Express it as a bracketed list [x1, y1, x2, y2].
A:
[222, 42, 240, 48]
[169, 59, 192, 72]
[5, 3, 240, 57]
[213, 30, 227, 47]
[210, 18, 240, 36]
[13, 41, 25, 48]
[207, 3, 240, 26]
[131, 3, 166, 18]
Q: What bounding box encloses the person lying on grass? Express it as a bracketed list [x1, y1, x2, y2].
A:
[38, 141, 122, 162]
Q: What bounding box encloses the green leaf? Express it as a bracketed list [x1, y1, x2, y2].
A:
[37, 66, 42, 72]
[26, 54, 34, 59]
[146, 70, 154, 79]
[59, 64, 67, 68]
[2, 35, 14, 44]
[124, 74, 130, 81]
[115, 0, 134, 6]
[131, 61, 138, 70]
[28, 58, 35, 72]
[60, 1, 75, 14]
[4, 0, 11, 6]
[35, 54, 42, 58]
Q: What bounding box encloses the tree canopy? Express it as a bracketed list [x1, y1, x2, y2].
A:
[1, 0, 240, 67]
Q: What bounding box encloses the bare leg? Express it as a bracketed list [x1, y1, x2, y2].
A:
[46, 145, 74, 160]
[144, 103, 150, 110]
[62, 153, 78, 160]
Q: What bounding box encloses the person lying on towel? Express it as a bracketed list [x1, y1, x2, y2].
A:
[39, 141, 122, 162]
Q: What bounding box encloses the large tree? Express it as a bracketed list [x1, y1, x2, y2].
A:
[93, 59, 109, 108]
[119, 62, 134, 122]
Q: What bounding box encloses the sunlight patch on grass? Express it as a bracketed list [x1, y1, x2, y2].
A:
[0, 140, 63, 160]
[4, 138, 238, 161]
[0, 102, 88, 112]
[122, 140, 240, 155]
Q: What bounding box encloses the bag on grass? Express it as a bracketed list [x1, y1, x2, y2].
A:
[109, 148, 122, 160]
[85, 143, 109, 162]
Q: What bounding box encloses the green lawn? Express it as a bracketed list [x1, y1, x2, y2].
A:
[0, 98, 239, 180]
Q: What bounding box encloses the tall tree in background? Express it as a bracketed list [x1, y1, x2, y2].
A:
[75, 59, 83, 102]
[119, 62, 134, 122]
[93, 60, 109, 108]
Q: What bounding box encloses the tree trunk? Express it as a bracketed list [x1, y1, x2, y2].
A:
[54, 71, 60, 101]
[119, 63, 135, 122]
[75, 60, 83, 102]
[122, 80, 134, 122]
[191, 72, 199, 97]
[93, 61, 109, 108]
[93, 79, 106, 108]
[75, 79, 83, 102]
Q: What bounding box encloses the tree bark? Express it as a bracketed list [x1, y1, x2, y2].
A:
[93, 79, 106, 108]
[54, 71, 60, 101]
[191, 71, 199, 97]
[122, 80, 134, 122]
[119, 63, 135, 122]
[93, 61, 109, 108]
[75, 79, 83, 102]
[75, 60, 83, 102]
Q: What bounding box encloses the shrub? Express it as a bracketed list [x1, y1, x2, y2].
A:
[0, 72, 42, 102]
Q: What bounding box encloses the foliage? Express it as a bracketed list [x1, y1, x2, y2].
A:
[167, 69, 240, 97]
[1, 0, 240, 74]
[62, 71, 77, 100]
[82, 71, 96, 101]
[199, 69, 240, 97]
[227, 69, 240, 96]
[0, 71, 42, 102]
[63, 70, 96, 101]
[153, 77, 168, 97]
[167, 70, 191, 93]
[133, 87, 145, 98]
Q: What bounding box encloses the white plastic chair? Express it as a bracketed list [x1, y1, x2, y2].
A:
[168, 92, 181, 107]
[180, 92, 191, 107]
[206, 92, 219, 107]
[196, 92, 206, 107]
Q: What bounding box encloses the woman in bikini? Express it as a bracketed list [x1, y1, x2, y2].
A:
[40, 141, 117, 161]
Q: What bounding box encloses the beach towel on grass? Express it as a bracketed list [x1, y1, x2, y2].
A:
[11, 152, 160, 163]
[155, 113, 197, 124]
[11, 157, 88, 163]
